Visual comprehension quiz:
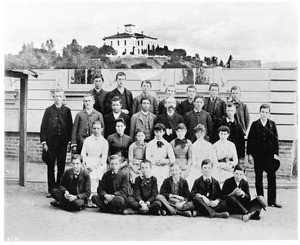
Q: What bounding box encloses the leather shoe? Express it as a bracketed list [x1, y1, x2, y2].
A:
[268, 202, 282, 208]
[192, 210, 199, 217]
[160, 209, 167, 216]
[250, 211, 261, 220]
[177, 210, 192, 217]
[50, 201, 60, 208]
[211, 212, 229, 219]
[242, 213, 251, 222]
[123, 208, 138, 215]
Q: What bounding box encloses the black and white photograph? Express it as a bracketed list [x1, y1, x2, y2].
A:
[2, 0, 298, 242]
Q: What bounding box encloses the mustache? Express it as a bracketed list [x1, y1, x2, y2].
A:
[167, 105, 175, 109]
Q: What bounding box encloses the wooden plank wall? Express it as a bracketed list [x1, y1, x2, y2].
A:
[4, 68, 297, 141]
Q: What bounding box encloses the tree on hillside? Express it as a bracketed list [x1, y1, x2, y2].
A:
[219, 60, 224, 67]
[173, 48, 187, 58]
[99, 45, 117, 55]
[204, 56, 212, 67]
[226, 55, 233, 68]
[211, 56, 218, 67]
[84, 45, 100, 56]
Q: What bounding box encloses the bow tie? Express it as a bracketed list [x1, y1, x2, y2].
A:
[175, 138, 187, 149]
[157, 141, 164, 148]
[111, 172, 117, 178]
[196, 111, 201, 116]
[141, 177, 152, 186]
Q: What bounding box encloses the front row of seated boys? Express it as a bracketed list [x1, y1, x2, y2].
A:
[50, 154, 267, 221]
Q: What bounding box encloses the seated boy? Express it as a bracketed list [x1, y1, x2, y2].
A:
[146, 123, 176, 187]
[191, 159, 229, 218]
[156, 162, 194, 217]
[125, 160, 161, 215]
[91, 154, 130, 214]
[222, 164, 267, 222]
[50, 154, 91, 211]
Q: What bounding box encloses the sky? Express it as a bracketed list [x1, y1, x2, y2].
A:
[4, 0, 299, 63]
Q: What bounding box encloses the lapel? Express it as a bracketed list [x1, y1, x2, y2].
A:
[137, 111, 145, 123]
[213, 97, 221, 111]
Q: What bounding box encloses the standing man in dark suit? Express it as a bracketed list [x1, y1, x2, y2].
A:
[155, 96, 184, 142]
[203, 83, 226, 127]
[104, 96, 130, 138]
[40, 89, 73, 197]
[105, 72, 133, 116]
[184, 95, 213, 143]
[247, 104, 281, 208]
[88, 74, 109, 116]
[177, 85, 197, 116]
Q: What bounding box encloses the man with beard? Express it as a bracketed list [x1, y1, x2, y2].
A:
[155, 96, 184, 142]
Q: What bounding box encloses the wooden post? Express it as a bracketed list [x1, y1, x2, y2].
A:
[19, 77, 28, 186]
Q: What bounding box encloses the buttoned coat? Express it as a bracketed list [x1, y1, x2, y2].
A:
[133, 176, 158, 204]
[97, 169, 131, 199]
[130, 111, 156, 140]
[160, 176, 191, 201]
[88, 88, 109, 115]
[190, 176, 222, 200]
[221, 176, 251, 202]
[71, 109, 104, 149]
[177, 99, 194, 116]
[40, 103, 73, 146]
[203, 97, 226, 125]
[184, 109, 213, 143]
[58, 168, 91, 201]
[247, 119, 279, 163]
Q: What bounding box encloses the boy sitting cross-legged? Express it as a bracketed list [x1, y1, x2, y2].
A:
[222, 164, 267, 222]
[191, 159, 229, 218]
[91, 154, 131, 214]
[156, 162, 194, 217]
[124, 160, 162, 215]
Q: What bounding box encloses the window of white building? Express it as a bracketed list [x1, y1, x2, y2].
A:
[118, 40, 120, 46]
[124, 40, 126, 45]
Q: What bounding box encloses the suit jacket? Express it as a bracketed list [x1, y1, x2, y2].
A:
[133, 176, 158, 204]
[160, 176, 191, 201]
[105, 88, 133, 115]
[221, 176, 250, 202]
[132, 93, 159, 115]
[184, 109, 213, 143]
[203, 97, 226, 125]
[40, 104, 73, 146]
[97, 169, 130, 198]
[88, 88, 109, 115]
[247, 119, 279, 162]
[213, 117, 245, 158]
[233, 101, 250, 135]
[177, 99, 194, 116]
[191, 176, 222, 201]
[71, 109, 104, 148]
[104, 112, 130, 138]
[155, 112, 184, 142]
[130, 111, 156, 140]
[58, 168, 91, 201]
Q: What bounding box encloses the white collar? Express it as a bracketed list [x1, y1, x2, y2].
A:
[226, 117, 235, 123]
[260, 119, 267, 127]
[141, 110, 149, 116]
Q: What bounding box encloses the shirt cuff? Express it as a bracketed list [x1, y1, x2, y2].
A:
[41, 142, 46, 145]
[139, 200, 145, 205]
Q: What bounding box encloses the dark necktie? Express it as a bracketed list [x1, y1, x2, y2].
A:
[111, 172, 117, 178]
[175, 138, 187, 149]
[157, 141, 164, 148]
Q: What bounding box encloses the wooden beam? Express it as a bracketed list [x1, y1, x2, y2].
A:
[5, 70, 28, 79]
[19, 77, 28, 186]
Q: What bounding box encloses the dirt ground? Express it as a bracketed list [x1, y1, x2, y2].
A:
[4, 179, 298, 241]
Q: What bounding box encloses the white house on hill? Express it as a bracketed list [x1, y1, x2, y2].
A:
[103, 24, 157, 56]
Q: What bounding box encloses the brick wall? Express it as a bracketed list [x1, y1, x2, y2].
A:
[4, 132, 295, 176]
[5, 132, 43, 162]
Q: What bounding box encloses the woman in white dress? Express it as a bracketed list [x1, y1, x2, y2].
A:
[81, 121, 108, 203]
[212, 125, 238, 187]
[186, 124, 218, 187]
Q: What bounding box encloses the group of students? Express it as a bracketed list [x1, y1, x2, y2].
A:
[51, 153, 267, 222]
[41, 71, 281, 220]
